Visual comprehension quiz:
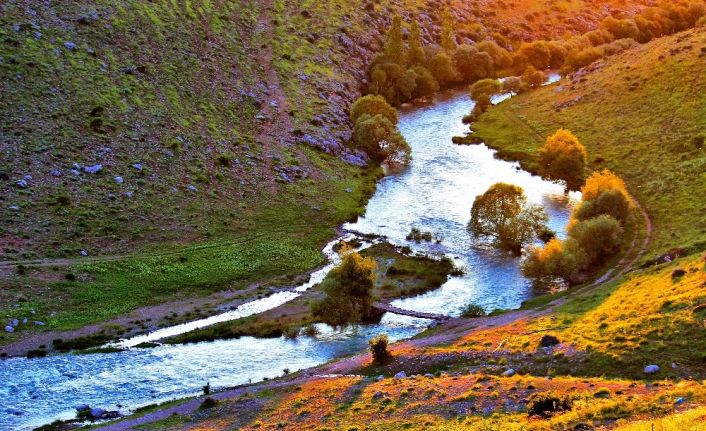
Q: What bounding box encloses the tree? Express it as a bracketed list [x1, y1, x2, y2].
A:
[384, 15, 405, 65]
[470, 183, 548, 255]
[428, 51, 457, 86]
[538, 129, 588, 190]
[574, 189, 631, 224]
[476, 40, 512, 71]
[522, 66, 545, 88]
[568, 215, 623, 265]
[502, 76, 522, 94]
[470, 79, 502, 103]
[407, 19, 426, 66]
[580, 169, 629, 201]
[312, 249, 378, 326]
[350, 95, 398, 126]
[411, 66, 440, 97]
[353, 114, 411, 166]
[440, 9, 457, 51]
[368, 62, 417, 105]
[522, 238, 585, 284]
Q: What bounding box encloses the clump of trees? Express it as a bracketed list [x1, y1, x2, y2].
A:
[522, 170, 633, 285]
[312, 247, 379, 326]
[470, 183, 548, 255]
[350, 95, 411, 166]
[538, 129, 587, 190]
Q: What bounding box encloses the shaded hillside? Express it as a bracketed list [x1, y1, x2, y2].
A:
[472, 28, 706, 257]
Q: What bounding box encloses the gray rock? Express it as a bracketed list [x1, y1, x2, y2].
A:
[345, 187, 352, 193]
[34, 321, 45, 326]
[63, 41, 77, 50]
[4, 326, 14, 333]
[90, 408, 105, 418]
[23, 174, 32, 180]
[502, 369, 516, 377]
[644, 364, 660, 374]
[75, 404, 90, 411]
[125, 191, 133, 198]
[132, 163, 143, 170]
[186, 184, 197, 192]
[341, 153, 367, 167]
[50, 169, 63, 177]
[278, 172, 293, 184]
[6, 408, 23, 416]
[21, 318, 27, 324]
[83, 164, 102, 174]
[79, 250, 88, 257]
[11, 319, 19, 327]
[393, 371, 407, 379]
[15, 179, 28, 188]
[71, 169, 81, 176]
[372, 391, 384, 400]
[114, 176, 124, 184]
[377, 375, 384, 381]
[9, 206, 19, 211]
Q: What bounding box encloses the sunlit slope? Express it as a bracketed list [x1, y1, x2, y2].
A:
[473, 28, 706, 256]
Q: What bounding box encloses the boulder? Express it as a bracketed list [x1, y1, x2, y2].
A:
[539, 334, 560, 348]
[644, 364, 660, 374]
[4, 326, 14, 333]
[114, 176, 124, 184]
[83, 164, 102, 174]
[63, 41, 77, 50]
[6, 408, 23, 416]
[15, 179, 28, 188]
[90, 408, 105, 418]
[393, 371, 407, 379]
[502, 369, 516, 377]
[132, 163, 143, 170]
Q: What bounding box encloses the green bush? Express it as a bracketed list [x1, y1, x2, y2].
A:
[350, 95, 398, 125]
[461, 303, 486, 318]
[369, 333, 392, 363]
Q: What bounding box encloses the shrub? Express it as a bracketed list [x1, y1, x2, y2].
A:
[216, 152, 233, 167]
[470, 79, 502, 102]
[528, 393, 572, 417]
[350, 95, 398, 126]
[428, 52, 457, 86]
[461, 303, 486, 318]
[538, 129, 587, 190]
[522, 238, 585, 284]
[199, 397, 217, 410]
[369, 333, 392, 363]
[410, 66, 440, 98]
[522, 66, 545, 88]
[580, 169, 630, 201]
[502, 76, 522, 94]
[692, 135, 705, 149]
[574, 189, 631, 224]
[353, 114, 411, 166]
[568, 215, 623, 265]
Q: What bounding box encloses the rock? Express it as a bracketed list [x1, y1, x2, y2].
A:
[345, 187, 352, 193]
[9, 206, 19, 211]
[186, 184, 197, 192]
[79, 250, 88, 257]
[125, 191, 133, 198]
[114, 176, 124, 184]
[71, 169, 81, 176]
[574, 423, 593, 431]
[644, 364, 660, 374]
[132, 163, 143, 170]
[15, 179, 28, 188]
[21, 318, 27, 324]
[4, 326, 14, 333]
[372, 391, 384, 400]
[672, 362, 678, 369]
[539, 334, 560, 347]
[83, 164, 102, 174]
[377, 375, 385, 381]
[90, 408, 105, 418]
[675, 397, 685, 405]
[502, 369, 516, 377]
[34, 321, 45, 326]
[393, 371, 407, 379]
[341, 152, 367, 167]
[11, 319, 19, 327]
[278, 172, 293, 184]
[63, 41, 77, 50]
[672, 268, 686, 279]
[75, 404, 90, 411]
[50, 169, 63, 177]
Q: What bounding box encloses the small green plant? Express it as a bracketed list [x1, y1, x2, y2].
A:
[461, 303, 487, 318]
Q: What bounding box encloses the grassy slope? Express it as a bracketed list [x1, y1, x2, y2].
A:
[472, 28, 706, 256]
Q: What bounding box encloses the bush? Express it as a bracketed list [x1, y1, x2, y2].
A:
[522, 66, 545, 88]
[353, 114, 411, 166]
[692, 135, 705, 149]
[502, 76, 522, 94]
[580, 169, 630, 202]
[410, 66, 440, 98]
[428, 52, 457, 86]
[568, 215, 623, 265]
[216, 152, 233, 167]
[574, 189, 631, 224]
[369, 333, 392, 363]
[199, 397, 217, 410]
[538, 129, 587, 190]
[522, 238, 584, 284]
[350, 95, 398, 126]
[470, 79, 502, 101]
[461, 303, 486, 318]
[528, 393, 573, 417]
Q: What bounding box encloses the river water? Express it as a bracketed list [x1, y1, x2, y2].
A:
[0, 84, 577, 431]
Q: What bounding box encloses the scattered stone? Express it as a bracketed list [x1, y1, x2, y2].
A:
[6, 408, 23, 416]
[71, 169, 81, 176]
[63, 41, 77, 51]
[574, 423, 593, 431]
[132, 163, 143, 170]
[345, 187, 352, 193]
[644, 364, 660, 374]
[372, 391, 384, 400]
[50, 169, 63, 178]
[114, 176, 124, 184]
[15, 179, 28, 188]
[672, 362, 678, 369]
[675, 397, 685, 405]
[9, 206, 19, 211]
[502, 369, 516, 377]
[21, 318, 27, 324]
[377, 375, 384, 381]
[90, 408, 105, 418]
[278, 172, 293, 184]
[539, 334, 560, 347]
[11, 319, 19, 327]
[79, 250, 88, 257]
[4, 326, 14, 333]
[83, 164, 102, 174]
[34, 321, 45, 326]
[125, 191, 133, 198]
[393, 371, 407, 379]
[186, 184, 197, 192]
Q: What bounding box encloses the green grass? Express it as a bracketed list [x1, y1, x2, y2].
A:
[472, 29, 706, 256]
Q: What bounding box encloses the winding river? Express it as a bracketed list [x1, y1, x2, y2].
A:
[0, 81, 578, 431]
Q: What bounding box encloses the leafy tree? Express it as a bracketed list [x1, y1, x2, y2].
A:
[350, 94, 398, 126]
[522, 238, 585, 284]
[368, 62, 417, 105]
[440, 9, 457, 51]
[384, 15, 405, 65]
[410, 66, 440, 97]
[600, 16, 640, 40]
[470, 79, 502, 103]
[312, 249, 378, 326]
[514, 42, 551, 73]
[574, 189, 631, 224]
[428, 51, 457, 86]
[502, 76, 523, 94]
[453, 45, 494, 82]
[470, 183, 548, 255]
[568, 215, 623, 265]
[580, 169, 629, 201]
[407, 19, 426, 66]
[522, 66, 545, 88]
[476, 40, 512, 71]
[353, 114, 411, 166]
[538, 129, 588, 190]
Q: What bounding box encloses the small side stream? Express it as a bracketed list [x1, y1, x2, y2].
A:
[0, 78, 578, 431]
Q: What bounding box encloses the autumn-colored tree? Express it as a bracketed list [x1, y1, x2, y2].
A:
[407, 19, 426, 66]
[440, 9, 457, 51]
[522, 66, 545, 88]
[538, 129, 588, 190]
[522, 238, 585, 284]
[470, 183, 548, 255]
[476, 40, 512, 71]
[568, 215, 623, 265]
[470, 79, 502, 104]
[452, 45, 494, 82]
[580, 169, 630, 201]
[428, 51, 457, 86]
[411, 66, 440, 97]
[384, 15, 405, 65]
[350, 94, 398, 126]
[369, 333, 392, 363]
[574, 189, 632, 224]
[312, 249, 378, 326]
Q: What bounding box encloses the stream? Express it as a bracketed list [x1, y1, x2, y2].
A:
[0, 80, 578, 431]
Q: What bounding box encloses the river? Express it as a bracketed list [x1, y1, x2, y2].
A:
[0, 82, 578, 431]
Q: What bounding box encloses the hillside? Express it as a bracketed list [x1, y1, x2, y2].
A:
[472, 28, 706, 257]
[0, 0, 652, 350]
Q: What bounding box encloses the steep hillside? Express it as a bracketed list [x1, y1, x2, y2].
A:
[472, 28, 706, 257]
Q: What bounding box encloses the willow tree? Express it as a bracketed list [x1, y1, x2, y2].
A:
[470, 183, 548, 255]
